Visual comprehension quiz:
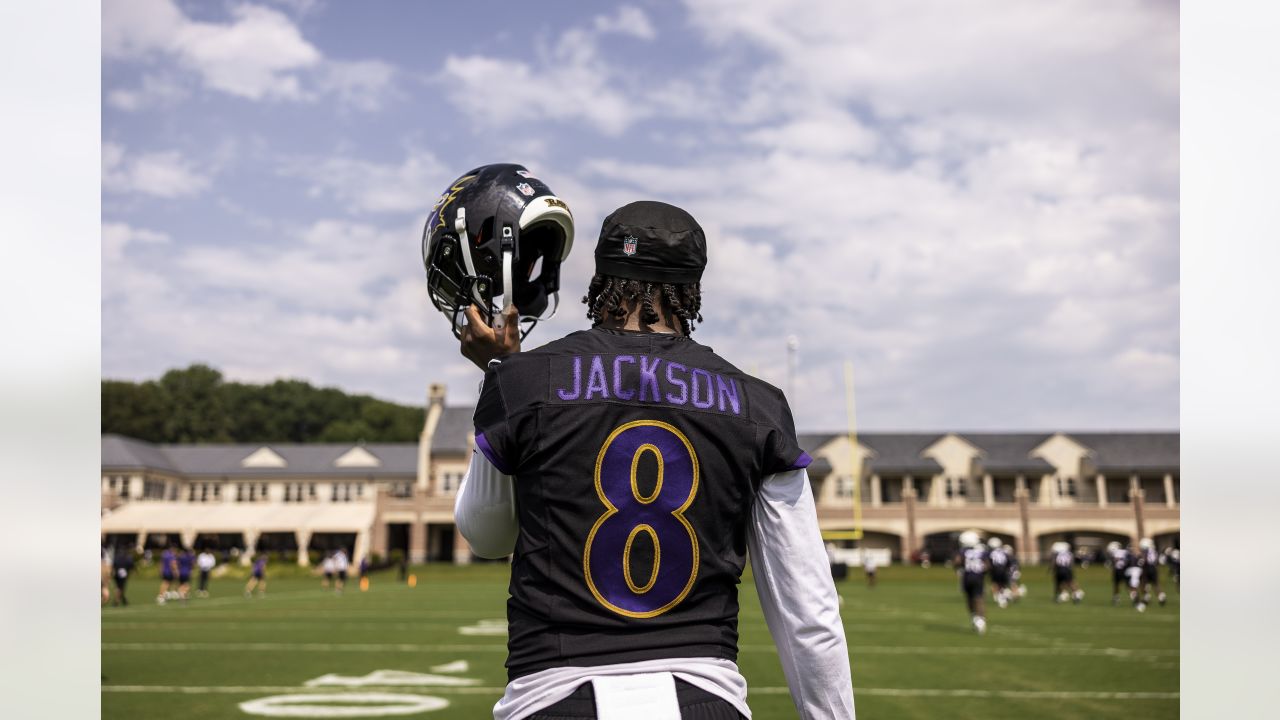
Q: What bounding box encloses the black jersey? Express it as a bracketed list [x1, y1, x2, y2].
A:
[1110, 548, 1132, 571]
[1138, 546, 1159, 567]
[473, 327, 810, 680]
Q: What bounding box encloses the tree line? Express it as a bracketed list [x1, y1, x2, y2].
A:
[102, 364, 425, 443]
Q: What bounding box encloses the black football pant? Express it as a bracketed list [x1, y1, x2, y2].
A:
[527, 678, 744, 719]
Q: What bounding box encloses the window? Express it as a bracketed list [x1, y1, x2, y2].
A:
[834, 475, 855, 498]
[440, 472, 463, 494]
[308, 483, 317, 501]
[1056, 476, 1079, 497]
[391, 481, 413, 498]
[945, 477, 967, 499]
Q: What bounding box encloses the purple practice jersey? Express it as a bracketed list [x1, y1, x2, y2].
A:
[160, 549, 176, 575]
[177, 552, 195, 574]
[253, 557, 267, 574]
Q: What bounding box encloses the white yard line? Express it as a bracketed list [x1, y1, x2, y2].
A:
[102, 642, 1177, 657]
[101, 685, 1178, 700]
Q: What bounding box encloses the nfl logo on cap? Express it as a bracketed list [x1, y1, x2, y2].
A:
[622, 235, 637, 256]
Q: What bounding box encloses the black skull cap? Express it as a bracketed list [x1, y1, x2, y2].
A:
[594, 200, 707, 284]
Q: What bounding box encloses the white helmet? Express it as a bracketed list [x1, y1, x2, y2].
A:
[1139, 537, 1154, 550]
[959, 530, 981, 548]
[1052, 541, 1070, 553]
[987, 537, 1003, 549]
[1106, 541, 1121, 552]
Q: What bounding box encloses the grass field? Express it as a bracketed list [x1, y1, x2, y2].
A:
[102, 563, 1178, 719]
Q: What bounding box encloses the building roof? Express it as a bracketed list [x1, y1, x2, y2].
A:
[102, 434, 180, 473]
[432, 406, 476, 454]
[1066, 432, 1180, 474]
[959, 433, 1056, 473]
[859, 433, 945, 475]
[102, 436, 418, 477]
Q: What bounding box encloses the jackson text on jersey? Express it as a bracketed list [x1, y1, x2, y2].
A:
[551, 354, 742, 416]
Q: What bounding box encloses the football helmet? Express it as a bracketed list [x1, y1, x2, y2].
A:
[421, 163, 574, 339]
[959, 530, 981, 548]
[1052, 541, 1070, 553]
[1139, 537, 1154, 550]
[987, 537, 1003, 549]
[1106, 541, 1121, 552]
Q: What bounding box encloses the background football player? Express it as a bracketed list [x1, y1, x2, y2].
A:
[1050, 541, 1084, 603]
[955, 531, 989, 633]
[986, 537, 1013, 608]
[1137, 537, 1167, 607]
[428, 172, 855, 719]
[1105, 540, 1132, 605]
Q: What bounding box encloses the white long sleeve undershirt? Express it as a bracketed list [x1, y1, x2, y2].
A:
[454, 451, 855, 719]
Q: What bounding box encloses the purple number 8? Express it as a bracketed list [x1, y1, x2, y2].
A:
[583, 420, 701, 618]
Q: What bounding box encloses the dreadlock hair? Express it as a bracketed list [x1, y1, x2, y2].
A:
[582, 273, 704, 335]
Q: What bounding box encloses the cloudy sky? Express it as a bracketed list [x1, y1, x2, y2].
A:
[102, 0, 1178, 432]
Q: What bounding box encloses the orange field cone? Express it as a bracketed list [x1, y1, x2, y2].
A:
[359, 576, 369, 592]
[408, 574, 417, 588]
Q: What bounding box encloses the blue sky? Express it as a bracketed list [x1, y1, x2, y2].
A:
[102, 0, 1179, 431]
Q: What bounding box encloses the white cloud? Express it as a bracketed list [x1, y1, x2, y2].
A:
[317, 59, 399, 112]
[106, 73, 189, 111]
[438, 6, 678, 135]
[103, 142, 210, 198]
[280, 150, 452, 214]
[103, 0, 395, 108]
[594, 6, 657, 40]
[102, 222, 170, 262]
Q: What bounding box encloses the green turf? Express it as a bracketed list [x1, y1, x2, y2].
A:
[102, 564, 1178, 718]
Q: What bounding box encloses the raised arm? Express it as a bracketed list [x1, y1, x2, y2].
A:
[747, 467, 855, 719]
[454, 449, 518, 559]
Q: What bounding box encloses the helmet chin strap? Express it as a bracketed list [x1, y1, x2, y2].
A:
[454, 208, 487, 308]
[500, 224, 515, 317]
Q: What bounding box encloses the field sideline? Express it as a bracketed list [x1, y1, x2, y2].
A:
[102, 563, 1178, 719]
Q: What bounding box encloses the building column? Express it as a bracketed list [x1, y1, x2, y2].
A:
[903, 477, 917, 560]
[1130, 474, 1146, 543]
[353, 528, 370, 566]
[1096, 474, 1108, 508]
[136, 530, 148, 553]
[982, 474, 994, 508]
[409, 519, 427, 564]
[1164, 474, 1177, 508]
[179, 528, 198, 551]
[870, 475, 882, 508]
[1038, 475, 1054, 506]
[453, 525, 472, 565]
[1015, 485, 1034, 564]
[242, 529, 260, 566]
[128, 475, 143, 501]
[295, 528, 313, 566]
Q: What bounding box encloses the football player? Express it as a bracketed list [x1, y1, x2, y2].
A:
[176, 546, 195, 602]
[1050, 541, 1084, 603]
[196, 547, 216, 598]
[956, 531, 989, 633]
[333, 547, 350, 594]
[156, 544, 177, 604]
[1105, 541, 1132, 605]
[321, 551, 334, 590]
[1137, 538, 1167, 606]
[436, 182, 854, 718]
[986, 537, 1012, 608]
[244, 554, 266, 598]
